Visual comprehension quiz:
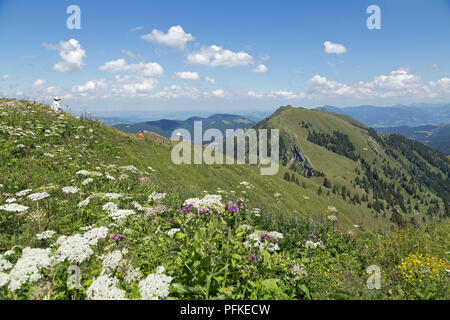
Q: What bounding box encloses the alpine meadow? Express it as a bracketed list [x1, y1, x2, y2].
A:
[0, 99, 448, 300]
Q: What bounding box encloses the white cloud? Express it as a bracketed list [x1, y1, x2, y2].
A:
[174, 71, 200, 80]
[99, 58, 164, 77]
[252, 64, 268, 73]
[72, 80, 107, 94]
[43, 39, 86, 72]
[212, 89, 225, 97]
[244, 67, 450, 103]
[186, 45, 254, 68]
[324, 41, 347, 55]
[119, 79, 159, 95]
[33, 79, 48, 89]
[142, 25, 194, 50]
[204, 77, 215, 84]
[267, 90, 300, 99]
[151, 85, 207, 99]
[1, 74, 8, 81]
[247, 90, 302, 99]
[247, 91, 264, 98]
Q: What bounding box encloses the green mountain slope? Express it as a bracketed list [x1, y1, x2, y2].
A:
[254, 105, 450, 223]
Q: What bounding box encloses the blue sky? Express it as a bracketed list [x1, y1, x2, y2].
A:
[0, 0, 449, 116]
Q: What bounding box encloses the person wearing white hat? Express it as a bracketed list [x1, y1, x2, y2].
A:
[51, 97, 61, 112]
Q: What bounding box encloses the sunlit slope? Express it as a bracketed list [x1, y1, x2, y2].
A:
[255, 105, 449, 223]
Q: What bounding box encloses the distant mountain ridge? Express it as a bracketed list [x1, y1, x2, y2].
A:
[321, 104, 450, 127]
[377, 124, 450, 155]
[114, 113, 254, 139]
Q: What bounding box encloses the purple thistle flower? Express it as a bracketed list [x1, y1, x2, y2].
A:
[309, 233, 317, 239]
[205, 244, 210, 250]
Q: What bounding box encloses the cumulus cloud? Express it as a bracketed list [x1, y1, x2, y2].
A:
[247, 91, 264, 98]
[324, 41, 347, 55]
[212, 89, 225, 97]
[150, 85, 208, 99]
[33, 79, 48, 89]
[246, 68, 450, 102]
[43, 39, 86, 72]
[142, 25, 194, 50]
[186, 45, 254, 68]
[174, 71, 200, 80]
[118, 78, 159, 95]
[1, 74, 8, 81]
[99, 58, 164, 77]
[72, 80, 107, 94]
[252, 64, 268, 73]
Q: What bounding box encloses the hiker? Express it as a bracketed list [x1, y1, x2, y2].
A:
[51, 97, 61, 112]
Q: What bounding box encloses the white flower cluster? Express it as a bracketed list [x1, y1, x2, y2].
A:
[36, 230, 56, 240]
[27, 192, 50, 201]
[62, 186, 79, 194]
[0, 272, 8, 287]
[104, 193, 122, 200]
[54, 234, 93, 263]
[77, 197, 90, 208]
[5, 198, 16, 203]
[102, 201, 136, 220]
[124, 264, 142, 284]
[76, 170, 103, 177]
[327, 215, 338, 222]
[166, 228, 180, 238]
[138, 266, 172, 300]
[102, 202, 118, 212]
[327, 206, 338, 213]
[244, 230, 283, 252]
[82, 178, 94, 185]
[240, 181, 255, 189]
[0, 254, 12, 271]
[83, 226, 108, 245]
[108, 209, 136, 221]
[105, 173, 116, 180]
[0, 203, 29, 213]
[183, 194, 224, 214]
[149, 192, 166, 202]
[7, 247, 52, 291]
[16, 189, 33, 197]
[120, 165, 139, 172]
[304, 240, 322, 249]
[101, 250, 123, 274]
[86, 274, 127, 300]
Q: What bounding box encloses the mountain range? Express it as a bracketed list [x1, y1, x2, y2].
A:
[114, 114, 254, 140]
[321, 104, 450, 127]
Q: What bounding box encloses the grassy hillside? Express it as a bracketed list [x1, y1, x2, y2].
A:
[0, 99, 448, 300]
[255, 105, 449, 226]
